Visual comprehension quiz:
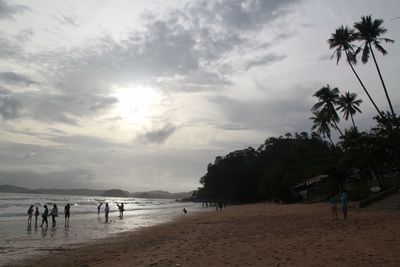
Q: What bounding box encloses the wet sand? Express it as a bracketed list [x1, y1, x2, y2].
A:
[10, 203, 400, 266]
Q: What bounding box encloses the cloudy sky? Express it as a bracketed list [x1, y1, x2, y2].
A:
[0, 0, 399, 192]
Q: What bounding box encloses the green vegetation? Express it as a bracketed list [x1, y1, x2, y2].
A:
[195, 15, 398, 203]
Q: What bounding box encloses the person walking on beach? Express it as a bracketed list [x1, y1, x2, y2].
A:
[27, 205, 34, 225]
[34, 207, 40, 226]
[104, 203, 110, 222]
[117, 203, 124, 218]
[340, 190, 349, 220]
[50, 204, 58, 227]
[329, 192, 338, 220]
[41, 205, 49, 227]
[183, 208, 187, 214]
[64, 203, 70, 226]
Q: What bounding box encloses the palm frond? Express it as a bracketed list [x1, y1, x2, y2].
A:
[374, 41, 387, 55]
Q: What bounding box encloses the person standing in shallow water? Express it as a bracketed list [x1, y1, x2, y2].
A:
[41, 205, 49, 227]
[340, 190, 349, 220]
[104, 203, 110, 222]
[50, 204, 58, 227]
[117, 203, 124, 218]
[27, 205, 34, 225]
[34, 207, 40, 226]
[64, 203, 70, 226]
[97, 202, 103, 215]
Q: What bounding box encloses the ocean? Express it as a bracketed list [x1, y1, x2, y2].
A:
[0, 192, 203, 266]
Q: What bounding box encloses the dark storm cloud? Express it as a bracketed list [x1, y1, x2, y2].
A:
[44, 134, 118, 148]
[0, 94, 21, 120]
[0, 71, 37, 85]
[55, 11, 80, 27]
[1, 91, 118, 124]
[209, 86, 314, 133]
[0, 0, 30, 20]
[136, 123, 178, 144]
[245, 53, 287, 70]
[185, 0, 299, 31]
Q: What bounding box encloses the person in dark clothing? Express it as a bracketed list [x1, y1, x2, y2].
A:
[64, 203, 70, 225]
[49, 204, 58, 227]
[34, 207, 40, 226]
[104, 203, 110, 222]
[41, 205, 49, 227]
[27, 205, 34, 225]
[117, 203, 124, 218]
[97, 202, 103, 215]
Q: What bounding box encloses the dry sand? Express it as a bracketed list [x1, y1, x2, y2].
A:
[11, 203, 400, 267]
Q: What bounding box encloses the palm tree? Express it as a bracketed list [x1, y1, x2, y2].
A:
[354, 15, 395, 117]
[337, 91, 362, 128]
[328, 25, 383, 118]
[312, 85, 344, 137]
[310, 110, 334, 146]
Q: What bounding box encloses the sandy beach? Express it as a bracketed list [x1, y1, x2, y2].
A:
[9, 203, 400, 267]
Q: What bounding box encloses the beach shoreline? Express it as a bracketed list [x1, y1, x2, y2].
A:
[7, 202, 400, 267]
[0, 193, 204, 266]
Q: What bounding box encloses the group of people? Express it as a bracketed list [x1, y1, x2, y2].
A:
[27, 203, 70, 228]
[329, 190, 348, 220]
[97, 202, 125, 222]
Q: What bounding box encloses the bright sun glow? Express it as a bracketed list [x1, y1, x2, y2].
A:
[112, 85, 161, 124]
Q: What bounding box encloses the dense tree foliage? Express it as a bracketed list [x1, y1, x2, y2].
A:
[197, 134, 337, 202]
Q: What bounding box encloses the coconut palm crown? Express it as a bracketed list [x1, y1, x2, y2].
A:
[312, 85, 343, 137]
[354, 15, 395, 117]
[337, 91, 362, 129]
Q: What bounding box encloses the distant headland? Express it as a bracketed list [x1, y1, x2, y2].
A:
[0, 184, 193, 200]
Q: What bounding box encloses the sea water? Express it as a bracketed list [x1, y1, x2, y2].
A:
[0, 192, 203, 265]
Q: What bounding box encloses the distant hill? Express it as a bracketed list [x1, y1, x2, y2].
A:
[0, 184, 30, 193]
[130, 190, 193, 200]
[101, 189, 128, 198]
[31, 188, 105, 196]
[0, 184, 193, 200]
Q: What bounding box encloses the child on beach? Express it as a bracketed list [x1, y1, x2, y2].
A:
[34, 207, 39, 225]
[27, 205, 34, 225]
[329, 193, 338, 220]
[104, 203, 110, 222]
[41, 205, 49, 227]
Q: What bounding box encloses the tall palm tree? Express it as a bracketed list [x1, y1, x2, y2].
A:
[312, 85, 344, 137]
[354, 15, 395, 117]
[310, 110, 334, 146]
[328, 25, 383, 118]
[337, 91, 362, 128]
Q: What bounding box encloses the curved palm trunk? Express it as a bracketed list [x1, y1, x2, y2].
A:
[368, 43, 396, 117]
[345, 50, 383, 118]
[350, 114, 356, 129]
[332, 120, 344, 137]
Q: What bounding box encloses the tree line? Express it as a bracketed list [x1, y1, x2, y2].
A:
[195, 15, 399, 203]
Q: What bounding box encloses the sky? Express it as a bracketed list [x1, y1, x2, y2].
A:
[0, 0, 399, 192]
